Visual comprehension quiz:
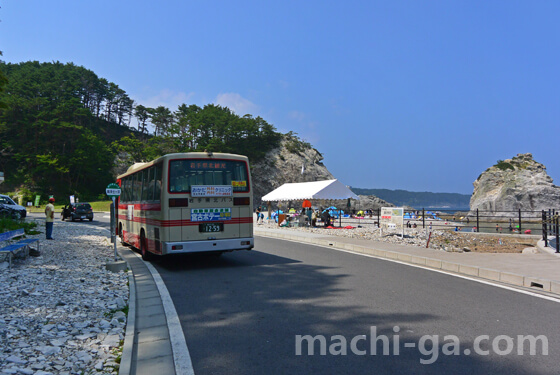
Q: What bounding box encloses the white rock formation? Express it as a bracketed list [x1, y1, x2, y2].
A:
[470, 153, 560, 214]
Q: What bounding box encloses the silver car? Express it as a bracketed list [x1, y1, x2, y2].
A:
[0, 194, 27, 219]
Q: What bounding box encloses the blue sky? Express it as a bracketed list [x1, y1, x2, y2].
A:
[2, 1, 559, 194]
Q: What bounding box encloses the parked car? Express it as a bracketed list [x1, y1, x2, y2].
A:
[61, 202, 94, 221]
[0, 194, 27, 219]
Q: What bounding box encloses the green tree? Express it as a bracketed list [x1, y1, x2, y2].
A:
[134, 104, 150, 136]
[149, 106, 173, 136]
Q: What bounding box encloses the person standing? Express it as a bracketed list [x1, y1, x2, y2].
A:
[256, 206, 262, 224]
[45, 197, 55, 240]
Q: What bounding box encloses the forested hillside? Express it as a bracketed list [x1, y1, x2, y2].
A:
[350, 188, 471, 208]
[0, 61, 283, 202]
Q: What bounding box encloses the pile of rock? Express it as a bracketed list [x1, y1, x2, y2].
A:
[0, 222, 129, 375]
[259, 219, 431, 247]
[258, 218, 533, 253]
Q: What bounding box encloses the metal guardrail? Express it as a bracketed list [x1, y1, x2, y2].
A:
[542, 210, 560, 253]
[315, 207, 555, 237]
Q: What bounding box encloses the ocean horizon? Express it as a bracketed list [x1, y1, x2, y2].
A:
[411, 206, 471, 212]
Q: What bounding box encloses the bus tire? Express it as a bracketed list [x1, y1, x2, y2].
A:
[118, 223, 127, 246]
[140, 231, 152, 261]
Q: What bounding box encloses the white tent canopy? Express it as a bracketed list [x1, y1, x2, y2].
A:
[261, 179, 359, 201]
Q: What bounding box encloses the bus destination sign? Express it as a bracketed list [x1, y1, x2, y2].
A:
[191, 208, 231, 222]
[191, 185, 232, 197]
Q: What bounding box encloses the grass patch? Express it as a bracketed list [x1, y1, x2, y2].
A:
[26, 200, 113, 213]
[494, 160, 515, 171]
[0, 217, 39, 234]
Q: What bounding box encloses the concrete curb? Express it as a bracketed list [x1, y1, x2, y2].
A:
[256, 229, 560, 296]
[536, 239, 560, 257]
[119, 270, 136, 375]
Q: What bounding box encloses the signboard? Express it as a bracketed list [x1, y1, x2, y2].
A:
[191, 208, 231, 222]
[34, 195, 41, 207]
[106, 183, 121, 198]
[232, 181, 247, 188]
[380, 207, 404, 236]
[191, 185, 233, 197]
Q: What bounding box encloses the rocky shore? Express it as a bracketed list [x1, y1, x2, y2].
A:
[257, 217, 538, 253]
[0, 221, 129, 375]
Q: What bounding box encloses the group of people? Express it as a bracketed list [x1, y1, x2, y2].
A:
[256, 206, 336, 228]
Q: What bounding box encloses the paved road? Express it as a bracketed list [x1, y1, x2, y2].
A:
[27, 211, 112, 230]
[152, 236, 559, 375]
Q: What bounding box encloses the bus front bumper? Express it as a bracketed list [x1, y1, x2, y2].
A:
[163, 237, 254, 255]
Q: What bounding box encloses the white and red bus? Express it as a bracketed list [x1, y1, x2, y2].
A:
[116, 152, 254, 260]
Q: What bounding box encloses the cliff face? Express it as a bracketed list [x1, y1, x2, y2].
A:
[251, 139, 396, 210]
[251, 139, 334, 205]
[470, 153, 560, 213]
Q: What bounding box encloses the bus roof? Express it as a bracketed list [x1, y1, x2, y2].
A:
[116, 152, 249, 180]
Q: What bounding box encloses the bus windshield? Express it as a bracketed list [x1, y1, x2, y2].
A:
[169, 159, 250, 193]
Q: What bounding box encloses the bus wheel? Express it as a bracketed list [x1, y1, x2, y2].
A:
[140, 231, 152, 261]
[118, 224, 127, 246]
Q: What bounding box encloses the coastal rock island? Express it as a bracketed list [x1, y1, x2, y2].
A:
[470, 153, 560, 213]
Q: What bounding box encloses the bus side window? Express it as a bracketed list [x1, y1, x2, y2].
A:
[153, 163, 162, 202]
[142, 167, 153, 201]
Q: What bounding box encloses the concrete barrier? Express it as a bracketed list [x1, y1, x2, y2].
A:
[551, 281, 560, 294]
[411, 256, 427, 266]
[425, 258, 442, 269]
[478, 268, 501, 282]
[499, 272, 525, 287]
[459, 265, 479, 277]
[441, 261, 460, 273]
[523, 277, 551, 291]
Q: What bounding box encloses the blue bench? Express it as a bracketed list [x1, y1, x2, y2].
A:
[0, 228, 40, 268]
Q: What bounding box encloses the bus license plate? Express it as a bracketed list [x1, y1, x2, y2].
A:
[199, 223, 223, 232]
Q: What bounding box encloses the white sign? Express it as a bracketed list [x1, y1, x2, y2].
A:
[106, 183, 121, 198]
[191, 185, 232, 197]
[380, 207, 404, 235]
[106, 189, 121, 196]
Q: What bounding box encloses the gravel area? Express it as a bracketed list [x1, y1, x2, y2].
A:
[0, 221, 129, 375]
[257, 217, 538, 253]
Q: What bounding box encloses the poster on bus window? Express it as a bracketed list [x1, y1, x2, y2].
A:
[191, 185, 233, 197]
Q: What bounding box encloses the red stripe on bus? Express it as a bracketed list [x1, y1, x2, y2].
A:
[118, 203, 161, 211]
[118, 216, 253, 226]
[160, 218, 253, 227]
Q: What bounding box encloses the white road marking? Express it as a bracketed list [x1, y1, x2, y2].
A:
[275, 236, 560, 304]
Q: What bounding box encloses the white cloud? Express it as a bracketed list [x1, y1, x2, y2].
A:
[132, 89, 195, 111]
[215, 93, 258, 116]
[288, 110, 306, 121]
